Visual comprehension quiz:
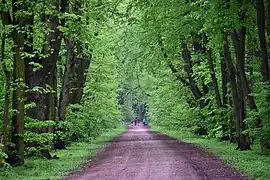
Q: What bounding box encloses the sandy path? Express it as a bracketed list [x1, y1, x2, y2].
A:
[66, 125, 246, 180]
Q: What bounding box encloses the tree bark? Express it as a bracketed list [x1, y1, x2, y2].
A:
[268, 0, 270, 71]
[206, 49, 222, 107]
[69, 57, 91, 104]
[181, 43, 202, 99]
[221, 55, 228, 105]
[157, 37, 190, 87]
[58, 39, 75, 121]
[59, 39, 91, 120]
[167, 62, 190, 87]
[231, 28, 253, 150]
[0, 8, 12, 153]
[56, 36, 91, 149]
[221, 53, 229, 139]
[224, 36, 250, 150]
[256, 0, 269, 81]
[192, 40, 210, 95]
[11, 1, 26, 163]
[231, 29, 258, 111]
[0, 33, 11, 153]
[235, 67, 250, 150]
[68, 1, 91, 104]
[24, 0, 67, 158]
[27, 0, 64, 122]
[24, 13, 34, 112]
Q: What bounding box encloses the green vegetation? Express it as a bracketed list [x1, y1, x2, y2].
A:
[0, 0, 124, 168]
[1, 0, 270, 178]
[153, 126, 270, 180]
[0, 126, 125, 180]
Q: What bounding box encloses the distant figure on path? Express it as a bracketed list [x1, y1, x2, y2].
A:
[135, 117, 139, 126]
[142, 118, 148, 126]
[134, 117, 137, 126]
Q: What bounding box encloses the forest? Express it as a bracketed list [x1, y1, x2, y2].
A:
[0, 0, 270, 179]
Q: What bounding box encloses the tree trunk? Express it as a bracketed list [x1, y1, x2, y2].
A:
[41, 15, 61, 121]
[256, 0, 269, 81]
[206, 49, 222, 107]
[181, 43, 202, 99]
[68, 1, 91, 104]
[268, 1, 270, 71]
[49, 66, 57, 133]
[27, 0, 61, 121]
[267, 0, 270, 77]
[0, 34, 11, 152]
[231, 29, 260, 148]
[235, 67, 250, 150]
[231, 29, 258, 112]
[26, 0, 68, 122]
[69, 57, 91, 104]
[231, 27, 252, 150]
[224, 36, 250, 150]
[157, 37, 190, 87]
[56, 38, 91, 149]
[221, 55, 228, 105]
[158, 36, 204, 99]
[11, 21, 26, 165]
[193, 40, 210, 95]
[24, 14, 34, 113]
[220, 53, 229, 139]
[202, 34, 223, 138]
[1, 0, 12, 154]
[58, 39, 75, 121]
[59, 39, 91, 120]
[25, 0, 66, 158]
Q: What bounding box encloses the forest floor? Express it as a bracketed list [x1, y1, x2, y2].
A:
[66, 125, 246, 180]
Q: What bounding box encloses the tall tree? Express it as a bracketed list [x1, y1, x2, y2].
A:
[224, 36, 250, 150]
[0, 3, 12, 153]
[255, 0, 269, 81]
[181, 42, 202, 99]
[26, 0, 66, 122]
[58, 1, 91, 121]
[11, 0, 29, 164]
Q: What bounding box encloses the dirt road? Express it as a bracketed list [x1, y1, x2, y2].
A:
[67, 125, 246, 180]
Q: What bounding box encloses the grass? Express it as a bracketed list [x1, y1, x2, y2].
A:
[0, 126, 126, 180]
[152, 126, 270, 180]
